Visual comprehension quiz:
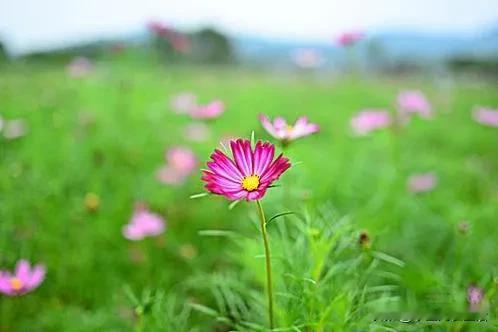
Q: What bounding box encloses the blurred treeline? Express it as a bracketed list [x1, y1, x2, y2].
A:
[0, 24, 498, 79]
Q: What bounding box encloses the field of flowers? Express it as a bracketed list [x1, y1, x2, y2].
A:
[0, 61, 497, 331]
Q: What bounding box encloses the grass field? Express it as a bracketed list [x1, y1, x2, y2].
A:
[0, 60, 497, 331]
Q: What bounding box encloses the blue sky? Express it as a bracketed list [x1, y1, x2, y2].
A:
[1, 0, 497, 55]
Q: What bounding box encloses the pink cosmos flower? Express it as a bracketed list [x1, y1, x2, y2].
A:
[397, 90, 432, 119]
[336, 31, 364, 47]
[122, 203, 165, 240]
[0, 260, 45, 296]
[67, 57, 93, 78]
[189, 100, 225, 120]
[467, 285, 484, 312]
[202, 139, 291, 201]
[184, 122, 211, 142]
[259, 114, 319, 145]
[157, 147, 197, 185]
[147, 21, 170, 37]
[473, 107, 498, 128]
[170, 92, 197, 114]
[350, 110, 392, 135]
[407, 173, 437, 193]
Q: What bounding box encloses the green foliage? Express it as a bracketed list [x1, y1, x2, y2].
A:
[0, 61, 497, 331]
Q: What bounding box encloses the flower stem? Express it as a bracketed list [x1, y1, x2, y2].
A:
[255, 200, 274, 329]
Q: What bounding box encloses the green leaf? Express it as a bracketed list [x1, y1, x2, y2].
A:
[188, 303, 219, 317]
[190, 192, 209, 199]
[198, 229, 238, 237]
[228, 200, 241, 210]
[266, 211, 299, 227]
[219, 140, 230, 154]
[123, 285, 140, 306]
[372, 251, 405, 268]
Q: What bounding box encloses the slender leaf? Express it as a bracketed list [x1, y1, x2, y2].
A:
[190, 192, 209, 199]
[266, 211, 299, 227]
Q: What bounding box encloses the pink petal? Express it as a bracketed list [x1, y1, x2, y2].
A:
[210, 149, 244, 180]
[15, 260, 31, 283]
[407, 173, 437, 193]
[0, 273, 14, 295]
[351, 110, 392, 135]
[123, 224, 145, 240]
[246, 188, 267, 201]
[26, 265, 45, 289]
[259, 114, 279, 138]
[291, 117, 320, 139]
[202, 171, 242, 190]
[473, 107, 498, 127]
[253, 141, 275, 175]
[397, 90, 432, 118]
[190, 100, 224, 119]
[260, 154, 291, 184]
[230, 139, 253, 176]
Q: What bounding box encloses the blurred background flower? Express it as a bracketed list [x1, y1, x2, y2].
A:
[473, 106, 498, 127]
[259, 114, 319, 144]
[2, 119, 27, 140]
[67, 56, 93, 78]
[0, 260, 45, 296]
[467, 285, 484, 312]
[157, 147, 197, 185]
[407, 172, 438, 193]
[122, 203, 166, 240]
[350, 110, 392, 135]
[170, 92, 197, 114]
[397, 90, 432, 120]
[189, 100, 225, 120]
[183, 122, 211, 142]
[335, 30, 364, 47]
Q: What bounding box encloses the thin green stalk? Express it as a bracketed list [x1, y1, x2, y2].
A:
[255, 200, 274, 329]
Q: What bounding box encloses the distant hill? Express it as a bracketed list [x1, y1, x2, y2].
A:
[233, 26, 498, 69]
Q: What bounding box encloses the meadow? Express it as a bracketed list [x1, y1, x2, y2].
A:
[0, 60, 497, 331]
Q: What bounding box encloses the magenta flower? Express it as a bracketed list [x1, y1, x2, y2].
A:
[202, 139, 291, 201]
[473, 107, 498, 128]
[170, 92, 197, 114]
[407, 173, 437, 193]
[397, 90, 432, 120]
[259, 114, 319, 145]
[147, 21, 170, 37]
[122, 203, 166, 240]
[467, 285, 484, 312]
[189, 100, 225, 120]
[350, 110, 392, 136]
[0, 260, 45, 296]
[336, 31, 364, 47]
[157, 147, 197, 185]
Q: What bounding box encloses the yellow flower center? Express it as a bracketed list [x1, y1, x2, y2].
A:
[9, 277, 23, 291]
[285, 125, 294, 134]
[241, 175, 260, 191]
